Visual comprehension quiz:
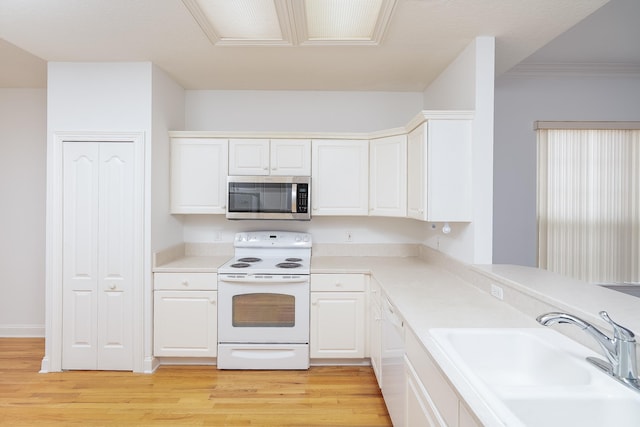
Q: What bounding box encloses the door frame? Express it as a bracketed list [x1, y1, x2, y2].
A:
[42, 131, 146, 372]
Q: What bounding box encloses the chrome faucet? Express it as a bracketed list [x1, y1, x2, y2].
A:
[537, 310, 640, 392]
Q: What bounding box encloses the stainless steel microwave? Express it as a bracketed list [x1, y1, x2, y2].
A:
[226, 176, 311, 220]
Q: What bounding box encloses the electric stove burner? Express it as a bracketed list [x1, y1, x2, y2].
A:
[276, 262, 302, 269]
[237, 257, 262, 263]
[285, 257, 302, 262]
[231, 262, 251, 268]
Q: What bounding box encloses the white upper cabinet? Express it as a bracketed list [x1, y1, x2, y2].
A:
[370, 134, 407, 217]
[407, 119, 472, 222]
[228, 138, 270, 175]
[170, 138, 228, 214]
[270, 139, 311, 176]
[229, 138, 311, 176]
[311, 139, 369, 216]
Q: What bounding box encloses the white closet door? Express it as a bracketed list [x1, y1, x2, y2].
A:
[62, 142, 100, 369]
[96, 143, 134, 370]
[62, 142, 134, 370]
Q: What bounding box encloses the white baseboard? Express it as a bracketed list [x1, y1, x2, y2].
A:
[0, 324, 45, 337]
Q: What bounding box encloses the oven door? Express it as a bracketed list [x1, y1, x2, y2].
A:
[218, 275, 310, 344]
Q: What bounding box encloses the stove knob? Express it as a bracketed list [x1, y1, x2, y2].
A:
[303, 235, 310, 242]
[295, 235, 301, 242]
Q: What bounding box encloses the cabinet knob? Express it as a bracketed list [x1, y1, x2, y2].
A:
[210, 299, 216, 305]
[181, 280, 189, 287]
[109, 284, 116, 290]
[335, 282, 342, 287]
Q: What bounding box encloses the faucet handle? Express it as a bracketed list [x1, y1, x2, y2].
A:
[600, 311, 635, 342]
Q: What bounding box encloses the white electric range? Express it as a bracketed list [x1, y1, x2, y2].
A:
[217, 231, 312, 370]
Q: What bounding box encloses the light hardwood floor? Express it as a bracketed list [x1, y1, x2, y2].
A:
[0, 338, 392, 426]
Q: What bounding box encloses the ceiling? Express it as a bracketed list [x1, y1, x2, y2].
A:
[2, 0, 635, 91]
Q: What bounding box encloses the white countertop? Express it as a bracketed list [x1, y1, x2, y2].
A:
[153, 255, 231, 273]
[312, 256, 538, 333]
[153, 253, 640, 337]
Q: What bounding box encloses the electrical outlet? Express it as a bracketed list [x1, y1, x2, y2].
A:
[345, 231, 353, 242]
[490, 284, 504, 300]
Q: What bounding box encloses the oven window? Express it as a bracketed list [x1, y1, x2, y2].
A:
[232, 293, 295, 327]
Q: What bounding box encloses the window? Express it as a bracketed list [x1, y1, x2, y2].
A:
[536, 123, 640, 284]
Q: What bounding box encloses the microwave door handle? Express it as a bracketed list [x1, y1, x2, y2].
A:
[291, 183, 297, 213]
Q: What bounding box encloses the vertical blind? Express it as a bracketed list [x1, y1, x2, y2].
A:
[537, 127, 640, 283]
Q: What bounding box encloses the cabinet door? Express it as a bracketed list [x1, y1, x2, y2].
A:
[406, 359, 441, 427]
[229, 138, 270, 175]
[370, 135, 407, 217]
[427, 120, 472, 222]
[154, 290, 217, 357]
[171, 138, 228, 214]
[311, 140, 369, 215]
[407, 120, 472, 222]
[270, 139, 311, 176]
[310, 291, 365, 358]
[407, 125, 425, 220]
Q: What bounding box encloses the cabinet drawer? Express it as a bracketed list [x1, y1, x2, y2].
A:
[154, 272, 217, 290]
[311, 274, 366, 292]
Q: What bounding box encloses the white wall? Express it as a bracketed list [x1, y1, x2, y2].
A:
[0, 89, 46, 336]
[493, 71, 640, 266]
[151, 65, 185, 253]
[183, 216, 429, 245]
[47, 63, 152, 130]
[422, 37, 496, 265]
[186, 90, 423, 132]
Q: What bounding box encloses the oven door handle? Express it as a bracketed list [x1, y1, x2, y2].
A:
[219, 275, 309, 284]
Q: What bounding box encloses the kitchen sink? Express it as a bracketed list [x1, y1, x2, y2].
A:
[432, 328, 593, 387]
[428, 328, 640, 427]
[504, 396, 640, 427]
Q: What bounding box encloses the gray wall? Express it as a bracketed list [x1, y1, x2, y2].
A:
[0, 89, 46, 336]
[493, 71, 640, 266]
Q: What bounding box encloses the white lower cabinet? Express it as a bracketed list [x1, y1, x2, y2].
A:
[406, 358, 441, 427]
[153, 273, 217, 358]
[404, 328, 482, 427]
[310, 274, 366, 359]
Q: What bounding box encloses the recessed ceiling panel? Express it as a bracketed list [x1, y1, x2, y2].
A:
[198, 0, 282, 39]
[184, 0, 294, 45]
[305, 0, 383, 40]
